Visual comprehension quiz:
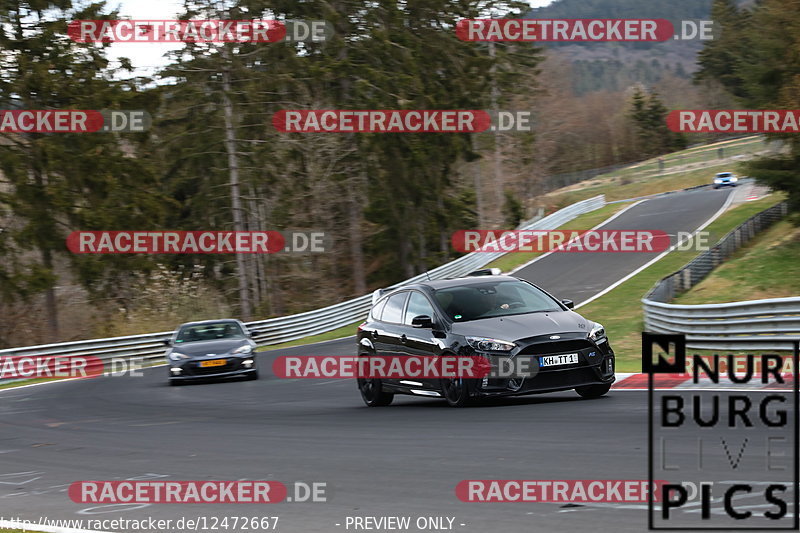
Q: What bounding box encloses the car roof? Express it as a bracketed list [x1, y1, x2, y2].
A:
[177, 319, 242, 328]
[397, 275, 523, 292]
[716, 172, 733, 175]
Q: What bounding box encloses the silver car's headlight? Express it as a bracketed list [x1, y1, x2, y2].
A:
[169, 352, 190, 361]
[232, 345, 253, 355]
[588, 322, 606, 342]
[714, 179, 722, 184]
[465, 336, 515, 352]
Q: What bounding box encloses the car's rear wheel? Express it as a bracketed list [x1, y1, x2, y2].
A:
[441, 377, 473, 407]
[575, 383, 611, 399]
[358, 377, 394, 406]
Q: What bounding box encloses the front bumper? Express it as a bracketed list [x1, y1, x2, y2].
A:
[169, 368, 257, 381]
[169, 356, 256, 380]
[473, 334, 615, 397]
[475, 359, 615, 397]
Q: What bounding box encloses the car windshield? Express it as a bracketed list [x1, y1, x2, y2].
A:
[433, 280, 562, 322]
[175, 322, 245, 343]
[717, 173, 732, 178]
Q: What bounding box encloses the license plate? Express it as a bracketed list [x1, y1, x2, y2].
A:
[539, 353, 579, 367]
[200, 359, 226, 368]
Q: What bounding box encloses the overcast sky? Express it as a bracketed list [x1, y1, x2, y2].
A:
[107, 0, 556, 76]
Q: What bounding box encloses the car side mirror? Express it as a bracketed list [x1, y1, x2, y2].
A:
[561, 299, 574, 309]
[411, 315, 434, 329]
[163, 338, 172, 346]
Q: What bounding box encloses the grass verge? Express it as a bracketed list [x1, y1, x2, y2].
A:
[612, 136, 764, 179]
[0, 378, 55, 390]
[673, 220, 800, 304]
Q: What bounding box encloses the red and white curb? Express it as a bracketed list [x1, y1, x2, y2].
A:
[613, 372, 795, 391]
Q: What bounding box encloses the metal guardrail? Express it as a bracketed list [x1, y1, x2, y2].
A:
[642, 201, 795, 350]
[643, 297, 800, 351]
[0, 195, 606, 380]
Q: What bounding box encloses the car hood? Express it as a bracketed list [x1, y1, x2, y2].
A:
[170, 339, 250, 357]
[450, 310, 591, 342]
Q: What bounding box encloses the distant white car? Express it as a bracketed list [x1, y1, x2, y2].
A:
[712, 172, 738, 189]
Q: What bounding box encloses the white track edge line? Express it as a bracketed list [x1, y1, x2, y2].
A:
[575, 189, 736, 309]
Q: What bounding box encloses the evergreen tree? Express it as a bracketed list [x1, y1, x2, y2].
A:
[0, 0, 164, 339]
[696, 0, 800, 212]
[628, 87, 687, 158]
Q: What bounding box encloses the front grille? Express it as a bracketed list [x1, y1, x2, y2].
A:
[526, 366, 599, 389]
[517, 339, 594, 356]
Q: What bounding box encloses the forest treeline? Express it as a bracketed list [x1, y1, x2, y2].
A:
[0, 0, 792, 346]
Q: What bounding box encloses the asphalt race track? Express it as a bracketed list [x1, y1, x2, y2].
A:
[512, 187, 733, 304]
[4, 187, 788, 533]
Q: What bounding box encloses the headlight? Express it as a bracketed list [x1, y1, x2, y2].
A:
[730, 176, 738, 182]
[169, 352, 189, 361]
[588, 322, 606, 342]
[232, 345, 253, 355]
[714, 179, 722, 184]
[465, 336, 515, 352]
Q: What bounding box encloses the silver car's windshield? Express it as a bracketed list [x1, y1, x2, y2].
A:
[175, 322, 245, 343]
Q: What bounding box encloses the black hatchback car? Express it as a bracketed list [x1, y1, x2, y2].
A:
[164, 319, 258, 385]
[356, 275, 614, 407]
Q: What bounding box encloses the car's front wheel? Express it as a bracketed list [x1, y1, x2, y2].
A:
[575, 383, 611, 399]
[441, 377, 474, 407]
[358, 377, 394, 406]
